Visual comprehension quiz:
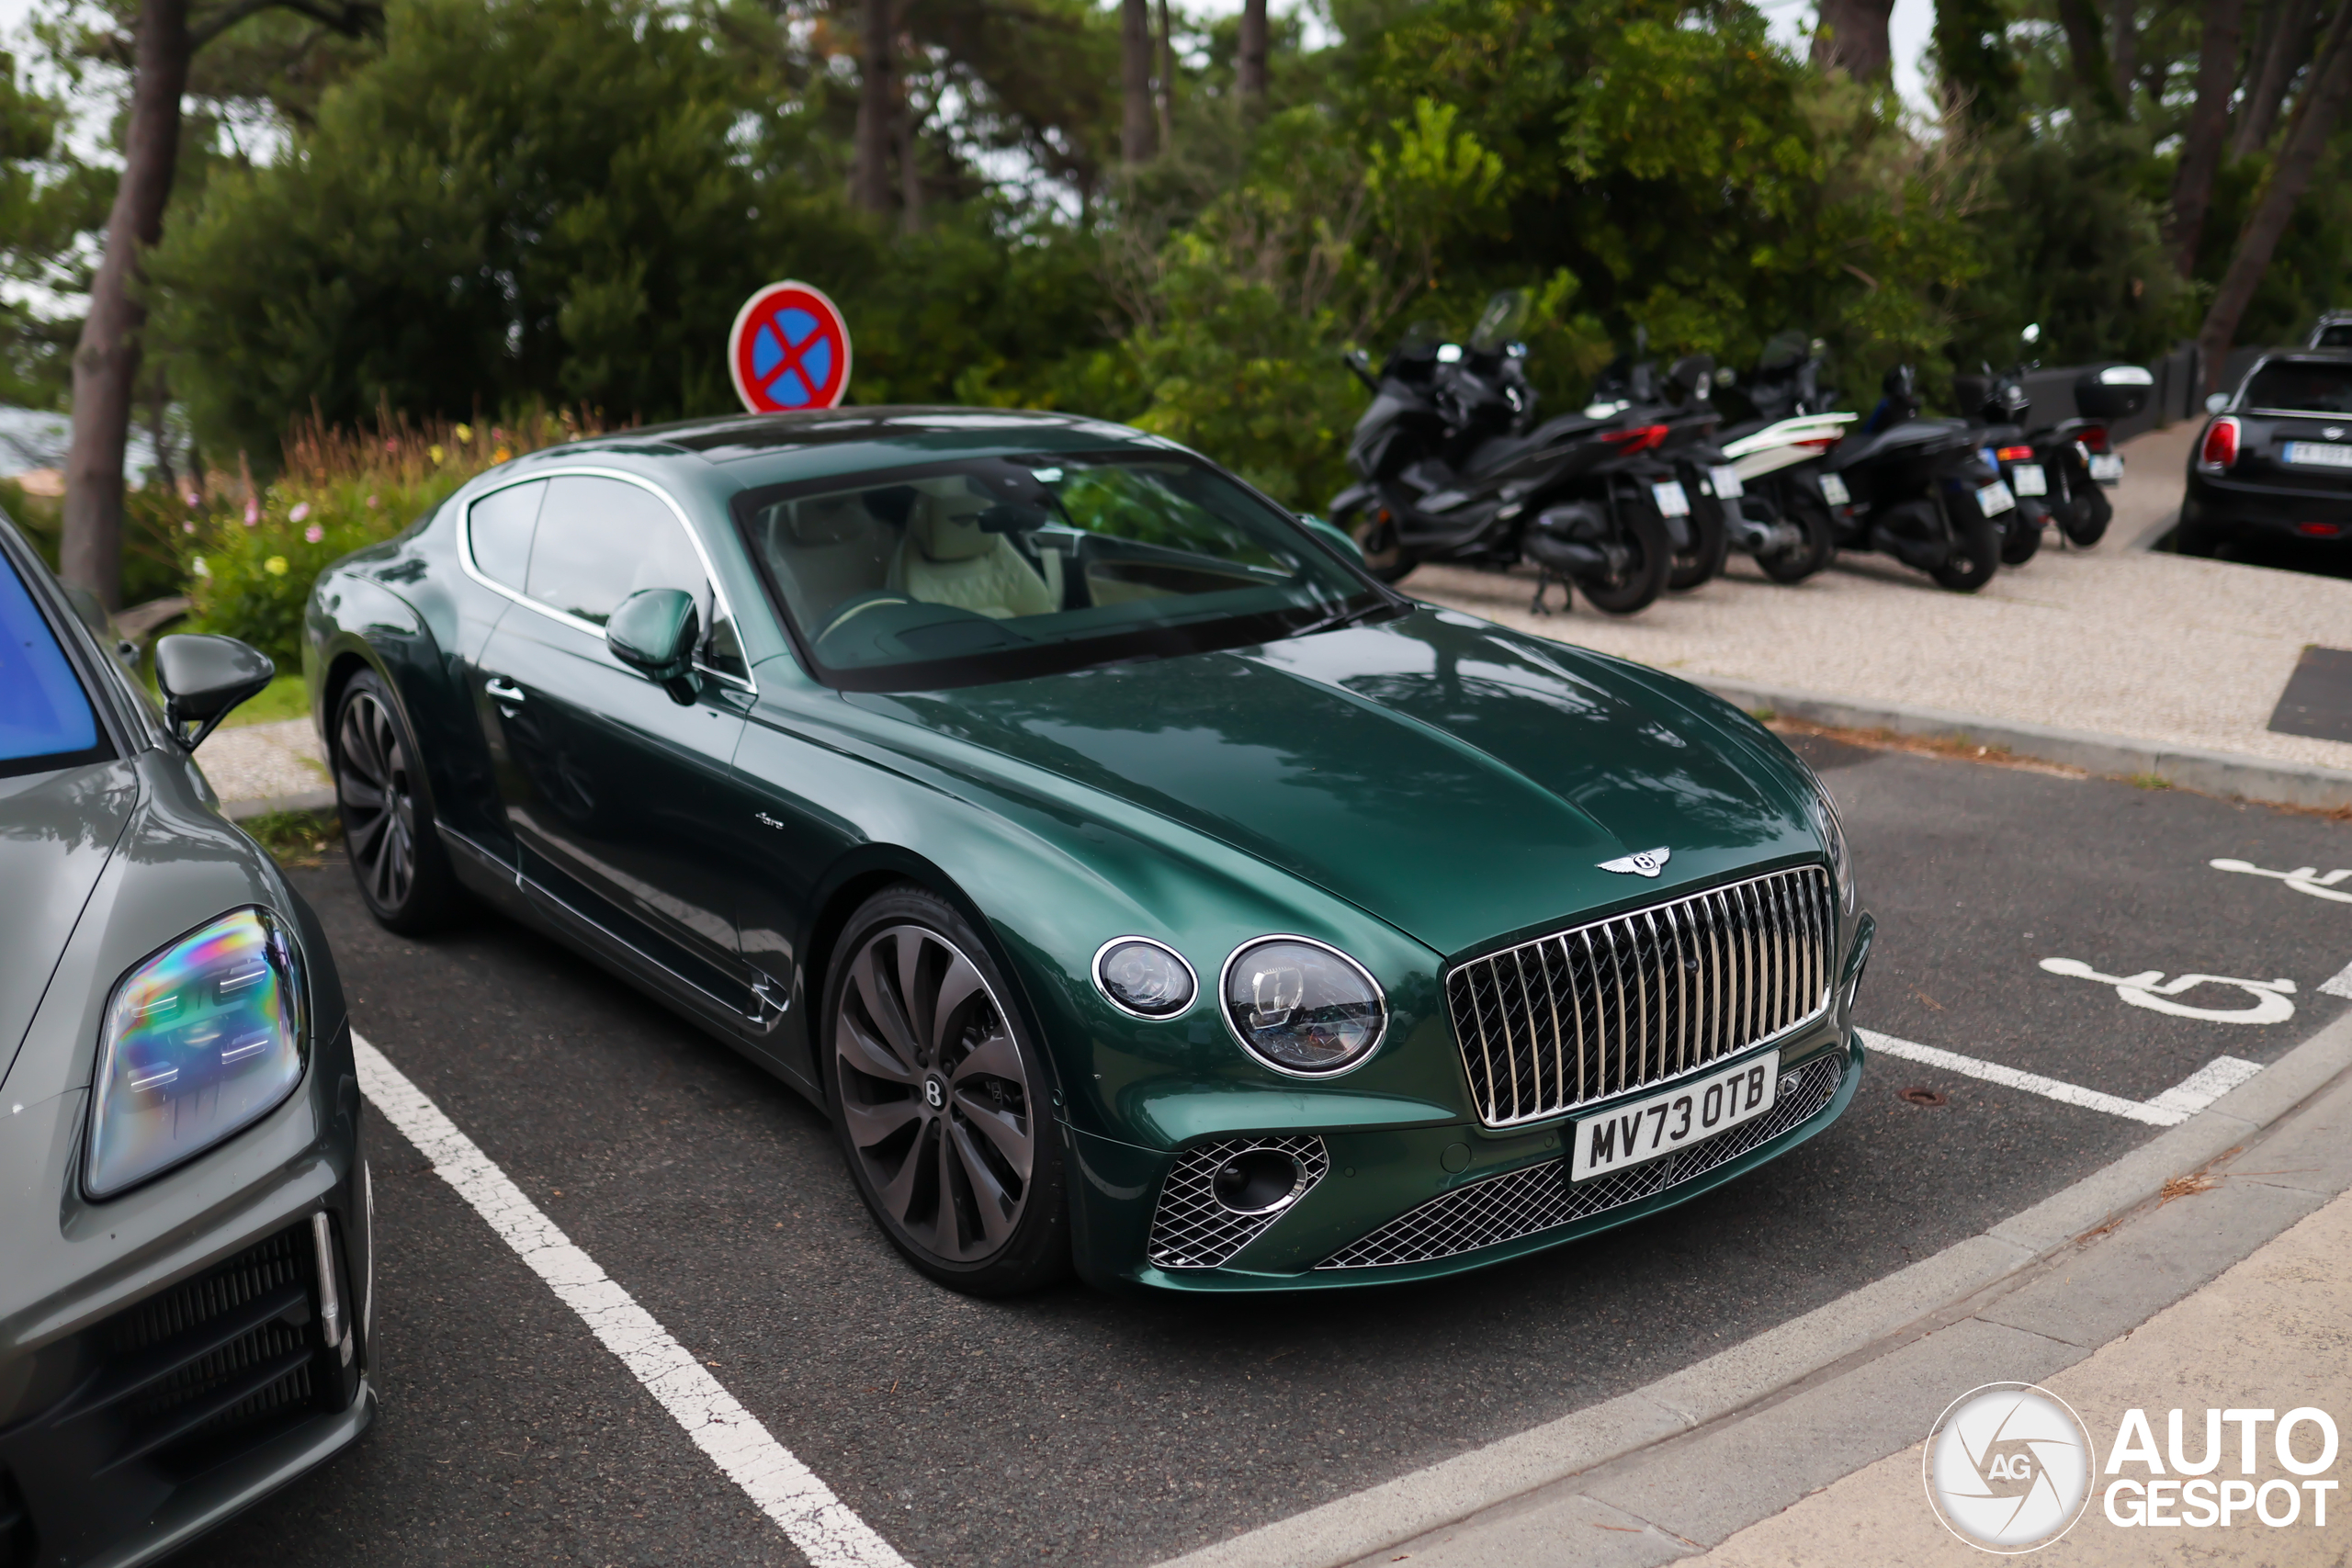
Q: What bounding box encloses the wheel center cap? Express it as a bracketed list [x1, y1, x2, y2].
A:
[922, 1075, 945, 1110]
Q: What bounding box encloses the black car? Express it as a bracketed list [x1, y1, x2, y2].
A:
[2180, 351, 2352, 555]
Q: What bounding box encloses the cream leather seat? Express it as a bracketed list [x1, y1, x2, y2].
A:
[888, 494, 1059, 619]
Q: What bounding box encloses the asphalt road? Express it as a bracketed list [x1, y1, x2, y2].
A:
[175, 738, 2352, 1568]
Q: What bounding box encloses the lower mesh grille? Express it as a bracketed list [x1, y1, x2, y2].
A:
[1147, 1136, 1329, 1269]
[1317, 1052, 1843, 1270]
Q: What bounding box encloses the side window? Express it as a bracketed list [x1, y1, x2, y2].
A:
[526, 476, 708, 627]
[469, 480, 546, 591]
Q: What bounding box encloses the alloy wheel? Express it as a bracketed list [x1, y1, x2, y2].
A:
[336, 690, 419, 911]
[833, 923, 1037, 1264]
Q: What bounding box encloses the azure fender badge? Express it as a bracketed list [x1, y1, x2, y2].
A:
[1600, 846, 1671, 878]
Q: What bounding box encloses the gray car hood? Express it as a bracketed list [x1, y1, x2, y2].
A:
[0, 761, 140, 1091]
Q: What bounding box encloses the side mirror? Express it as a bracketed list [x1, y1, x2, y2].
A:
[2205, 392, 2231, 413]
[154, 633, 275, 751]
[1299, 515, 1367, 565]
[606, 588, 700, 699]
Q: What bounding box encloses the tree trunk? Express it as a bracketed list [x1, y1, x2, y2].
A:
[2165, 0, 2245, 276]
[1153, 0, 1173, 153]
[854, 0, 895, 214]
[2109, 0, 2136, 107]
[2201, 0, 2352, 387]
[61, 0, 191, 610]
[1812, 0, 1896, 79]
[1238, 0, 1268, 114]
[1121, 0, 1155, 162]
[896, 52, 922, 235]
[2233, 0, 2324, 155]
[2053, 0, 2118, 112]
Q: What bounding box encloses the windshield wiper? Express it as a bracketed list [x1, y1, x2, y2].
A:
[1288, 599, 1391, 637]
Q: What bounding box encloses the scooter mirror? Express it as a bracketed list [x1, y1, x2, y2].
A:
[1436, 343, 1463, 364]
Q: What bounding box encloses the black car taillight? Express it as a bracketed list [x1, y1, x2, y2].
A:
[2201, 416, 2240, 469]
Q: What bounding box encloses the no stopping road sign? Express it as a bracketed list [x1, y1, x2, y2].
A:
[729, 281, 852, 412]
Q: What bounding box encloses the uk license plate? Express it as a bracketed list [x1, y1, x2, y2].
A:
[2285, 442, 2352, 469]
[2088, 453, 2124, 484]
[1653, 481, 1691, 517]
[1708, 465, 1744, 500]
[1818, 473, 1851, 506]
[1977, 480, 2016, 515]
[2010, 463, 2047, 496]
[1569, 1049, 1781, 1182]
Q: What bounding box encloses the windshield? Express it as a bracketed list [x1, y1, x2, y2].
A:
[735, 451, 1385, 692]
[2244, 360, 2352, 413]
[0, 544, 107, 777]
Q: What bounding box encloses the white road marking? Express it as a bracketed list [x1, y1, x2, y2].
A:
[2038, 957, 2297, 1024]
[2211, 858, 2352, 903]
[2323, 960, 2352, 1001]
[352, 1032, 907, 1568]
[1858, 1029, 2262, 1127]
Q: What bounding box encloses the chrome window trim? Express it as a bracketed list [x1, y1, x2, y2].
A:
[1091, 936, 1202, 1021]
[458, 464, 757, 694]
[1216, 934, 1389, 1079]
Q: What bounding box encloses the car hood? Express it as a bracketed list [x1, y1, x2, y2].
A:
[849, 608, 1820, 958]
[0, 760, 140, 1088]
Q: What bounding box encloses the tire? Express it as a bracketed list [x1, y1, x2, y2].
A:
[2058, 482, 2111, 547]
[334, 670, 463, 934]
[1339, 501, 1418, 585]
[1998, 500, 2044, 566]
[824, 885, 1071, 1295]
[1572, 502, 1673, 615]
[1666, 493, 1730, 592]
[1755, 493, 1837, 584]
[1929, 501, 2003, 592]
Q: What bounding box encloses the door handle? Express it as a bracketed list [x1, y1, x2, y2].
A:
[484, 677, 526, 704]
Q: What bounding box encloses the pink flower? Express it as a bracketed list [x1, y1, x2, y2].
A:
[289, 502, 311, 523]
[304, 524, 324, 544]
[366, 494, 379, 509]
[243, 498, 260, 526]
[182, 521, 196, 534]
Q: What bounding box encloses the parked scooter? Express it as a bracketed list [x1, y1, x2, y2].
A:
[1815, 365, 2009, 592]
[1711, 333, 1850, 582]
[1583, 337, 1736, 592]
[1331, 292, 1677, 615]
[1955, 326, 2146, 553]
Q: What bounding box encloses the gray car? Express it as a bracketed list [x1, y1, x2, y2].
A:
[0, 512, 370, 1566]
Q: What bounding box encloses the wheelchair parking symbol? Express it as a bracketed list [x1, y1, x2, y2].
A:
[2039, 958, 2297, 1024]
[2210, 858, 2352, 904]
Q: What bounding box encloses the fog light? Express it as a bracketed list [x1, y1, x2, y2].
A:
[1210, 1147, 1307, 1214]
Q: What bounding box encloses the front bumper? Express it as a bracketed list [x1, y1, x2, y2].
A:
[1068, 1020, 1863, 1293]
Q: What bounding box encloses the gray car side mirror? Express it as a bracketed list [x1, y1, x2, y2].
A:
[606, 587, 700, 700]
[2205, 392, 2231, 413]
[154, 633, 276, 751]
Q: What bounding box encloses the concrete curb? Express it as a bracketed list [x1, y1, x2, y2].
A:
[222, 788, 336, 822]
[1152, 1008, 2352, 1568]
[1691, 674, 2352, 813]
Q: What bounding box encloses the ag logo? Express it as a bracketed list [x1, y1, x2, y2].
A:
[1924, 1382, 2092, 1552]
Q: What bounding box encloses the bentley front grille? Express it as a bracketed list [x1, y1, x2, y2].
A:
[1317, 1052, 1843, 1270]
[1447, 865, 1837, 1128]
[1146, 1135, 1329, 1269]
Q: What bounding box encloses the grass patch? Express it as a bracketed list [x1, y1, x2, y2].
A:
[241, 808, 338, 868]
[1750, 707, 1778, 723]
[221, 672, 313, 729]
[2130, 773, 2175, 791]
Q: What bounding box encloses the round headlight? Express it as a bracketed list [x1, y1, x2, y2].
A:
[1095, 938, 1197, 1018]
[1220, 937, 1385, 1076]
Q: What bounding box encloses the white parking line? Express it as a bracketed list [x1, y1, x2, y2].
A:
[2324, 960, 2352, 1001]
[1858, 1028, 2262, 1127]
[352, 1032, 908, 1568]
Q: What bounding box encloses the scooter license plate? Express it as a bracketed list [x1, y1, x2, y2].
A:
[1708, 465, 1744, 500]
[1976, 480, 2016, 515]
[1818, 473, 1851, 506]
[2009, 463, 2047, 497]
[2088, 454, 2124, 485]
[1653, 481, 1691, 517]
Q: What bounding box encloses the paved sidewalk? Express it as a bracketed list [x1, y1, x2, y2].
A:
[1408, 423, 2352, 782]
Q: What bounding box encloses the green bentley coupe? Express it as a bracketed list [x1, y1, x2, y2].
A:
[303, 408, 1871, 1295]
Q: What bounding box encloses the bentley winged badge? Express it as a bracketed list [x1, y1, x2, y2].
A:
[1600, 846, 1671, 878]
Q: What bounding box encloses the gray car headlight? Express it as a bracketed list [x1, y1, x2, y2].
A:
[86, 908, 307, 1199]
[1220, 937, 1386, 1075]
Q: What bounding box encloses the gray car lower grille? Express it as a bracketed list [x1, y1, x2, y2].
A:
[1147, 1135, 1329, 1269]
[1316, 1052, 1842, 1270]
[1448, 865, 1838, 1128]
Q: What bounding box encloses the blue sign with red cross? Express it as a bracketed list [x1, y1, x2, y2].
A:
[728, 281, 852, 413]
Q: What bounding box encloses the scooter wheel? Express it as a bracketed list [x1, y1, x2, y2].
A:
[1756, 494, 1836, 584]
[1340, 503, 1418, 584]
[1930, 506, 2003, 592]
[1575, 507, 1673, 615]
[2058, 484, 2110, 547]
[1666, 498, 1729, 592]
[1998, 501, 2043, 566]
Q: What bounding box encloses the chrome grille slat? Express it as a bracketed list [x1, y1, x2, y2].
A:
[1443, 867, 1838, 1128]
[1317, 1053, 1845, 1269]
